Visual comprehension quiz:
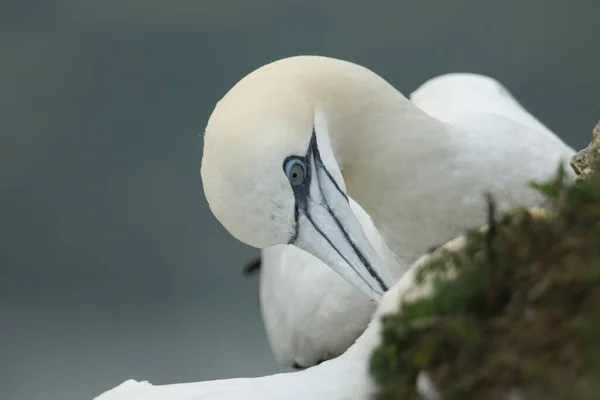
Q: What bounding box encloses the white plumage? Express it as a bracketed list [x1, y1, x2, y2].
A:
[97, 56, 577, 399]
[248, 65, 575, 369]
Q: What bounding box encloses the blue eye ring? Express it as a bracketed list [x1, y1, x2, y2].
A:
[283, 157, 307, 186]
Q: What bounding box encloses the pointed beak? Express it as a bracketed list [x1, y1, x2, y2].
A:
[290, 146, 395, 303]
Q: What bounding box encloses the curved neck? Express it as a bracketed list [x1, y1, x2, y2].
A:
[318, 81, 462, 268]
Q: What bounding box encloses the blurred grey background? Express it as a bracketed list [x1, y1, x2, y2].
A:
[1, 0, 599, 399]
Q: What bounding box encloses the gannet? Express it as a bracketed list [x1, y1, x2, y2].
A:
[199, 55, 575, 365]
[201, 56, 574, 302]
[96, 56, 577, 399]
[257, 197, 401, 369]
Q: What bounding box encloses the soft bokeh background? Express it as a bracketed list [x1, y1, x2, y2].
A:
[2, 1, 599, 399]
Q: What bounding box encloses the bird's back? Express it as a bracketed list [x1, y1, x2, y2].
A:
[410, 73, 575, 182]
[376, 72, 578, 267]
[411, 73, 559, 140]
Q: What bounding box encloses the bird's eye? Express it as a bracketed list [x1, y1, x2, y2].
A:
[283, 158, 307, 186]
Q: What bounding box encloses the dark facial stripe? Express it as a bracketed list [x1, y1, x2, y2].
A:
[303, 209, 381, 295]
[287, 128, 388, 293]
[317, 199, 389, 292]
[285, 152, 312, 244]
[309, 138, 389, 293]
[308, 130, 348, 202]
[288, 203, 300, 244]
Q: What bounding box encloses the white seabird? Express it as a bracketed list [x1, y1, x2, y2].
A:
[96, 55, 577, 398]
[201, 55, 574, 304]
[200, 56, 575, 367]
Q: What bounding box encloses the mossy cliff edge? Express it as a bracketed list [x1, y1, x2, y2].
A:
[370, 122, 600, 399]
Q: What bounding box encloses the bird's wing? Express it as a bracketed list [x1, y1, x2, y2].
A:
[93, 244, 435, 400]
[93, 362, 368, 400]
[410, 73, 557, 139]
[93, 378, 283, 400]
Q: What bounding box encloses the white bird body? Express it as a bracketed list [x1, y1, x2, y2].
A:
[259, 197, 401, 368]
[200, 56, 576, 304]
[250, 67, 575, 369]
[96, 56, 579, 398]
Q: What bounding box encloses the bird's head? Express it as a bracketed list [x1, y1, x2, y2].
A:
[201, 56, 395, 301]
